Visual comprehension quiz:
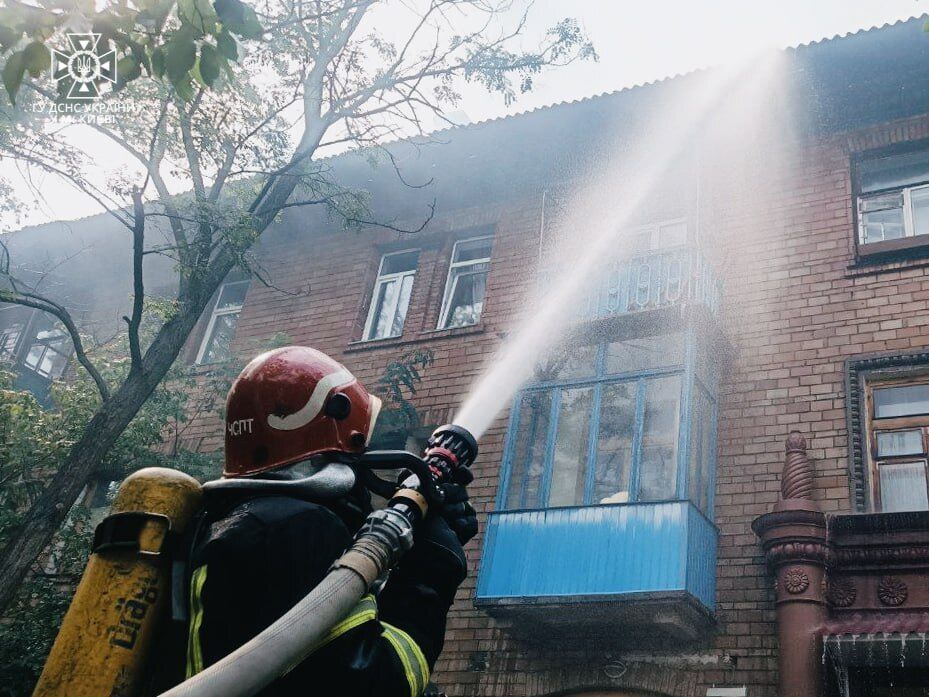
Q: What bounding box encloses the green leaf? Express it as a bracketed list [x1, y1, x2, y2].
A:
[190, 56, 205, 87]
[215, 0, 261, 39]
[116, 55, 140, 86]
[165, 35, 196, 84]
[174, 75, 195, 101]
[22, 41, 49, 77]
[217, 30, 237, 61]
[214, 0, 246, 27]
[179, 0, 217, 34]
[238, 5, 262, 39]
[2, 50, 26, 103]
[0, 26, 21, 53]
[151, 47, 165, 78]
[199, 43, 221, 86]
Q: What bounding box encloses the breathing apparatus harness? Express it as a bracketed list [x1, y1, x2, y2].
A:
[159, 423, 478, 697]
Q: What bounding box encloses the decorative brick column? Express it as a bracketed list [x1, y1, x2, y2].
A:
[752, 432, 829, 697]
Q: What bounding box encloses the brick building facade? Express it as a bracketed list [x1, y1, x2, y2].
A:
[8, 16, 929, 697]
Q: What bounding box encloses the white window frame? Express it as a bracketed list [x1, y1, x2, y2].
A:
[437, 235, 493, 330]
[362, 250, 418, 341]
[196, 279, 250, 364]
[857, 162, 929, 245]
[627, 217, 689, 252]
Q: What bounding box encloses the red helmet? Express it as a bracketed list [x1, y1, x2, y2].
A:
[223, 346, 382, 478]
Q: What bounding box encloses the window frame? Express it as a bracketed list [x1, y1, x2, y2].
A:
[864, 375, 929, 512]
[195, 279, 250, 365]
[0, 304, 31, 362]
[362, 250, 419, 341]
[22, 327, 71, 379]
[497, 332, 718, 515]
[627, 217, 690, 252]
[18, 312, 72, 380]
[852, 140, 929, 259]
[437, 235, 493, 330]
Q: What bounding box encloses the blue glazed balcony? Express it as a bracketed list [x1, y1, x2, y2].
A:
[577, 247, 721, 321]
[475, 501, 718, 643]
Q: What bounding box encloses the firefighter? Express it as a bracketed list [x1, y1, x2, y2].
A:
[184, 346, 477, 696]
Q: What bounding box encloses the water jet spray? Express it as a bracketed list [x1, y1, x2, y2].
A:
[454, 51, 787, 440]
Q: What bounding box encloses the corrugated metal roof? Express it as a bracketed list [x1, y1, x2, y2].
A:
[420, 13, 929, 140]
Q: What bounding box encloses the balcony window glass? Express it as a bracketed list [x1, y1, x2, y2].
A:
[503, 334, 715, 513]
[534, 343, 598, 382]
[505, 391, 552, 509]
[593, 382, 636, 504]
[866, 377, 929, 512]
[688, 386, 715, 512]
[639, 376, 681, 501]
[604, 333, 684, 374]
[857, 148, 929, 248]
[439, 236, 492, 329]
[197, 279, 249, 364]
[364, 251, 419, 341]
[547, 387, 594, 507]
[627, 218, 689, 253]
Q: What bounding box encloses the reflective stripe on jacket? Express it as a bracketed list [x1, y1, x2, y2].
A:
[185, 496, 456, 697]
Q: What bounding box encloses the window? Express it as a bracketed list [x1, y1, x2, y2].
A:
[627, 218, 689, 253]
[438, 236, 492, 329]
[363, 251, 419, 341]
[856, 147, 929, 252]
[0, 304, 37, 363]
[0, 322, 23, 360]
[866, 378, 929, 512]
[22, 315, 70, 379]
[502, 332, 716, 512]
[196, 279, 249, 364]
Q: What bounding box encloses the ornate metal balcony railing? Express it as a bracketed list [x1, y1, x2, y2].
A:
[577, 247, 721, 320]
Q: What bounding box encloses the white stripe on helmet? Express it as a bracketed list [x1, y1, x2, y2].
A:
[365, 395, 382, 445]
[267, 367, 355, 431]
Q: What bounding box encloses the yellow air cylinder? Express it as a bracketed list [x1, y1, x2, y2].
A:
[33, 467, 202, 697]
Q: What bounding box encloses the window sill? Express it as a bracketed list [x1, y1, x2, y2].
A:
[345, 323, 485, 353]
[848, 237, 929, 276]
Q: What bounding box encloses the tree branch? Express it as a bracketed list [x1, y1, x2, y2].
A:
[123, 190, 145, 373]
[0, 288, 110, 402]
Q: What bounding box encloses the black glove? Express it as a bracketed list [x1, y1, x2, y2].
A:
[392, 467, 477, 546]
[436, 482, 478, 546]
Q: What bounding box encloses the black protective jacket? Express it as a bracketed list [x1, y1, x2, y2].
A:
[185, 493, 466, 697]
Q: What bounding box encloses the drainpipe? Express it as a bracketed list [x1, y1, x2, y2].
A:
[752, 432, 829, 697]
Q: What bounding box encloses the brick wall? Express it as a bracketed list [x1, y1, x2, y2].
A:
[177, 111, 929, 696]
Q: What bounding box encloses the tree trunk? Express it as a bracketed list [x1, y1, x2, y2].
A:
[0, 128, 325, 614]
[0, 274, 224, 613]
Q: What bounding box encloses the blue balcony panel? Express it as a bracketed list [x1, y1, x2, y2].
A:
[475, 501, 717, 644]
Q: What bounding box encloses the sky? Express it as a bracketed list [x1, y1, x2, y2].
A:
[4, 0, 928, 228]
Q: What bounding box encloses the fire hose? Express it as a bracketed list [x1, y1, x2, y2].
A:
[158, 424, 478, 697]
